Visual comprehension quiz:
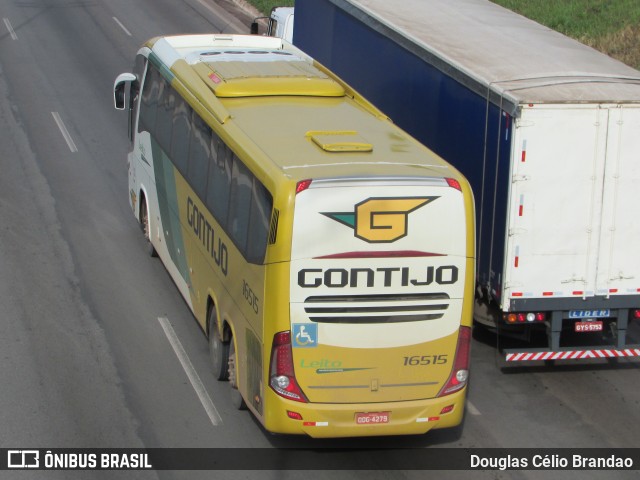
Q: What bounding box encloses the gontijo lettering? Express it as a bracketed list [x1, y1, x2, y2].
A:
[187, 197, 228, 275]
[298, 265, 459, 288]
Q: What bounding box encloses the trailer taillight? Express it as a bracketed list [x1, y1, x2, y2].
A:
[633, 310, 640, 320]
[504, 312, 546, 323]
[269, 331, 308, 403]
[437, 326, 470, 397]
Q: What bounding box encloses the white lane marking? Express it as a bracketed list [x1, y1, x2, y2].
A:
[158, 317, 223, 426]
[3, 18, 18, 40]
[195, 0, 239, 33]
[51, 112, 78, 153]
[466, 400, 481, 416]
[195, 0, 220, 18]
[112, 16, 131, 36]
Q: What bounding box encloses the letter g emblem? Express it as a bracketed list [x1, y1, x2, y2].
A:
[355, 197, 436, 243]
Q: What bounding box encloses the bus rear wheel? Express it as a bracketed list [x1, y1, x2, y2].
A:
[208, 307, 229, 381]
[228, 339, 247, 410]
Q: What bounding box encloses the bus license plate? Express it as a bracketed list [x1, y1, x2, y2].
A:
[574, 321, 603, 333]
[355, 412, 390, 425]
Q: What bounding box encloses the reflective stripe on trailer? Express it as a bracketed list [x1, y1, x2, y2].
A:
[506, 349, 640, 362]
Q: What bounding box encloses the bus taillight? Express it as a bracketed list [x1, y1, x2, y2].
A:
[437, 326, 470, 397]
[269, 331, 308, 403]
[445, 178, 462, 191]
[296, 179, 312, 194]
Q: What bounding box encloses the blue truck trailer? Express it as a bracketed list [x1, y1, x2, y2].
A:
[293, 0, 640, 362]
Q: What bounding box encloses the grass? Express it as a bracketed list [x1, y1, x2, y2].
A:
[243, 0, 640, 69]
[491, 0, 640, 69]
[246, 0, 293, 16]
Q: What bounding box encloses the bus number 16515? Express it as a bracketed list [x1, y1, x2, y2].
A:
[403, 355, 448, 366]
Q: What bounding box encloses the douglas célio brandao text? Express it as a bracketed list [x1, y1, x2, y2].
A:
[470, 453, 634, 470]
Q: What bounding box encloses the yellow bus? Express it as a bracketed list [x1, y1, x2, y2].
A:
[114, 34, 475, 438]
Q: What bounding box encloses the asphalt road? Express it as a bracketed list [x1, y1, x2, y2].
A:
[0, 1, 638, 479]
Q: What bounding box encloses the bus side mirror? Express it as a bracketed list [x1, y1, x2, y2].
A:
[113, 72, 137, 110]
[250, 21, 259, 35]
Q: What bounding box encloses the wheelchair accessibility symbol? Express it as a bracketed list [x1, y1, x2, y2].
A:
[292, 323, 318, 348]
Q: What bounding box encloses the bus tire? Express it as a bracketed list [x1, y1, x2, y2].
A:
[208, 308, 229, 381]
[140, 198, 157, 258]
[228, 339, 247, 410]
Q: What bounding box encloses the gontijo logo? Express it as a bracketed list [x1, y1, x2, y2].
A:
[322, 197, 438, 243]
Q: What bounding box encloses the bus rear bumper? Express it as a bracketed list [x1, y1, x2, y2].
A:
[263, 388, 467, 438]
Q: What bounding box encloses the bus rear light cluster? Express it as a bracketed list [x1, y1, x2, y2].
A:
[504, 312, 546, 324]
[269, 331, 308, 403]
[437, 326, 470, 397]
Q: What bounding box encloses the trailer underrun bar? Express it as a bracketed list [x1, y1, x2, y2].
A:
[506, 348, 640, 362]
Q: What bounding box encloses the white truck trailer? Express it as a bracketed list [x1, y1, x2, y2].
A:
[293, 0, 640, 362]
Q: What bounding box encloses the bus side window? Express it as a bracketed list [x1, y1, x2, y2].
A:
[228, 157, 253, 254]
[128, 54, 146, 142]
[205, 138, 232, 229]
[138, 65, 160, 135]
[247, 180, 273, 264]
[155, 78, 174, 155]
[170, 95, 191, 175]
[187, 113, 211, 200]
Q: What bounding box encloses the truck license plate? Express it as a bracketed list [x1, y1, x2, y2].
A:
[574, 321, 603, 332]
[355, 412, 390, 425]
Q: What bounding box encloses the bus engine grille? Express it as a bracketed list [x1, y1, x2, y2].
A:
[303, 293, 450, 323]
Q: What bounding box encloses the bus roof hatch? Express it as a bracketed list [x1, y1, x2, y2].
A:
[307, 130, 373, 153]
[191, 50, 345, 98]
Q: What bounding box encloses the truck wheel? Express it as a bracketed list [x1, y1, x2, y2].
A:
[228, 339, 247, 410]
[140, 200, 157, 257]
[208, 307, 229, 381]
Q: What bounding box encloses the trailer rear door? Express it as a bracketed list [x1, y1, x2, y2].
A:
[504, 105, 618, 303]
[597, 106, 640, 297]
